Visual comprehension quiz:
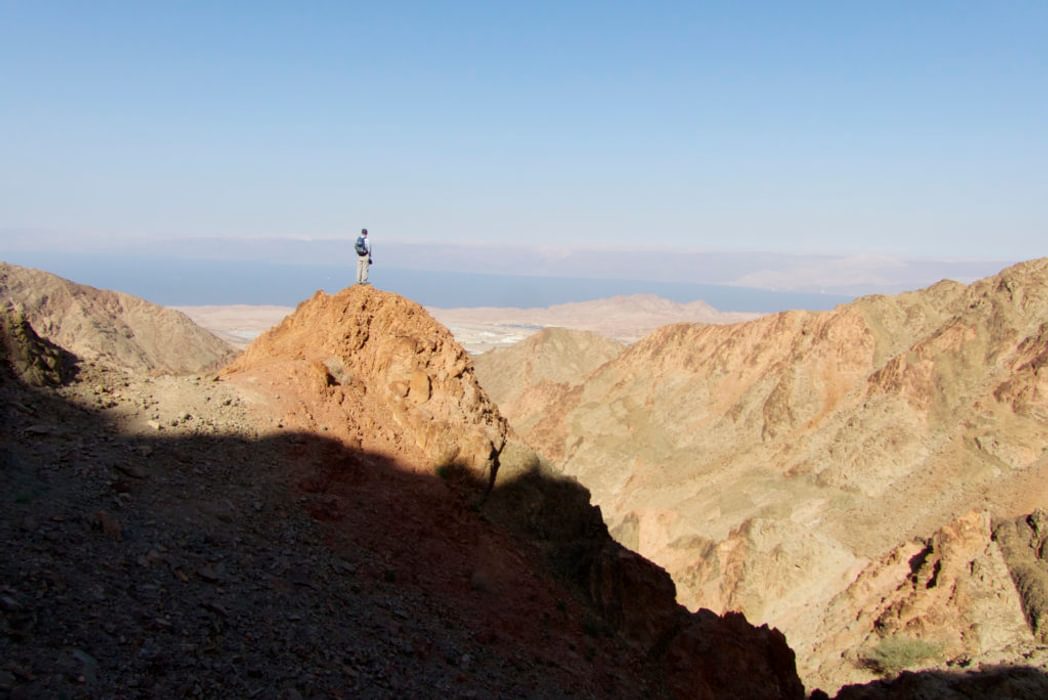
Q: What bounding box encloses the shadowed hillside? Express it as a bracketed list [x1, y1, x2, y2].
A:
[477, 258, 1048, 692]
[1, 287, 805, 698]
[9, 268, 1048, 697]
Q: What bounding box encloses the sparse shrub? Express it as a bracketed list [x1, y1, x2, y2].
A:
[861, 636, 943, 676]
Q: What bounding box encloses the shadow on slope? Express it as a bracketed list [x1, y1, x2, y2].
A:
[827, 664, 1048, 699]
[1, 370, 802, 699]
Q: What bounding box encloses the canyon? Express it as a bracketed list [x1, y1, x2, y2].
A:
[474, 259, 1048, 693]
[1, 262, 802, 698]
[5, 258, 1048, 697]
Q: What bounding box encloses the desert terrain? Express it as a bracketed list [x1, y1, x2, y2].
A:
[4, 259, 1048, 698]
[2, 262, 805, 699]
[176, 293, 758, 354]
[474, 259, 1048, 693]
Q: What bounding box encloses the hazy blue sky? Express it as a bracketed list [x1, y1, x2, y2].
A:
[2, 2, 1045, 260]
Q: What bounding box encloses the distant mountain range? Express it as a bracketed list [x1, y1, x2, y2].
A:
[2, 233, 1012, 304]
[1, 250, 852, 311]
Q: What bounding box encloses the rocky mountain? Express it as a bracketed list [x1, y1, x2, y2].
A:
[1, 279, 807, 698]
[480, 258, 1048, 693]
[1, 261, 235, 374]
[221, 287, 509, 480]
[220, 285, 805, 697]
[472, 327, 625, 437]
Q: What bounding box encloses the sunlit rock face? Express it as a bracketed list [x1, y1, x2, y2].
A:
[477, 258, 1048, 692]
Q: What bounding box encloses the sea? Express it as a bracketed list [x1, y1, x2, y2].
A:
[2, 252, 852, 312]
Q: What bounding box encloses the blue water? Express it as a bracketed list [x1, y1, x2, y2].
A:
[2, 252, 852, 312]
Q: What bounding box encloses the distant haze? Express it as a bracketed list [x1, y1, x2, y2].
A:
[0, 233, 1016, 309]
[0, 250, 852, 312]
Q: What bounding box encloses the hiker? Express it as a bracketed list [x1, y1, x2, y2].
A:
[355, 228, 372, 284]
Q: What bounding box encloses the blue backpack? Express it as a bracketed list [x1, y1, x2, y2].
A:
[355, 236, 368, 256]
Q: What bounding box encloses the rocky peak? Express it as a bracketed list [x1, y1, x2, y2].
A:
[223, 286, 508, 479]
[224, 285, 808, 696]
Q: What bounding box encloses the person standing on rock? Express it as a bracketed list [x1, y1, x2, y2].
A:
[355, 228, 372, 285]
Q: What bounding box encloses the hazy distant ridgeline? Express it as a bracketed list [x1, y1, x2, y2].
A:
[0, 251, 852, 311]
[0, 234, 1012, 297]
[429, 295, 761, 352]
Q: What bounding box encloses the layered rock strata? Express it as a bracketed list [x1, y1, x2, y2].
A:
[480, 259, 1048, 691]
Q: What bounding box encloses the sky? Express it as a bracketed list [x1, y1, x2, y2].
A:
[1, 1, 1046, 262]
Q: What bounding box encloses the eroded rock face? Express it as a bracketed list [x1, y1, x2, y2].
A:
[994, 510, 1048, 644]
[472, 327, 624, 436]
[0, 262, 235, 374]
[804, 511, 1037, 692]
[485, 455, 805, 699]
[478, 258, 1048, 690]
[0, 271, 809, 698]
[223, 286, 508, 478]
[222, 286, 807, 697]
[0, 307, 76, 386]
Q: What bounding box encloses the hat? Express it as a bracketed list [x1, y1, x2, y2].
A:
[361, 228, 368, 235]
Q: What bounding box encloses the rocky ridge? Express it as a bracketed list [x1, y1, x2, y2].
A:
[222, 286, 509, 480]
[994, 510, 1048, 645]
[2, 276, 806, 698]
[0, 261, 236, 374]
[472, 327, 624, 437]
[479, 258, 1048, 693]
[221, 285, 805, 698]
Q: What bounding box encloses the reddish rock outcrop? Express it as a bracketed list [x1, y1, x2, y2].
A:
[225, 285, 806, 698]
[223, 286, 508, 479]
[804, 511, 1037, 691]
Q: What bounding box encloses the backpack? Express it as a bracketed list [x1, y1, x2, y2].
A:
[355, 236, 368, 256]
